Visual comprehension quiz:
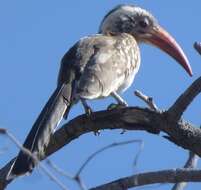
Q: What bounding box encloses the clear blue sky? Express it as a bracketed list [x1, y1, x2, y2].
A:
[0, 1, 201, 190]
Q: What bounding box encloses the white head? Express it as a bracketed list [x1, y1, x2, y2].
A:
[99, 5, 157, 40]
[99, 4, 192, 76]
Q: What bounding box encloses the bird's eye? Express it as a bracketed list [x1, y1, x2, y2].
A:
[138, 18, 149, 28]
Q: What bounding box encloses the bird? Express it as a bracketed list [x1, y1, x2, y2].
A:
[7, 4, 193, 178]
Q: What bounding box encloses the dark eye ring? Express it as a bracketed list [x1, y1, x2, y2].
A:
[139, 18, 149, 28]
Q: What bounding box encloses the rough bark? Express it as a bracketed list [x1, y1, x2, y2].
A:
[90, 168, 201, 190]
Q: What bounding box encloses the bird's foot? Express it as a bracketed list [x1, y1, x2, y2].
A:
[83, 106, 101, 136]
[93, 129, 101, 136]
[85, 106, 93, 117]
[81, 98, 93, 117]
[85, 106, 100, 136]
[107, 103, 127, 110]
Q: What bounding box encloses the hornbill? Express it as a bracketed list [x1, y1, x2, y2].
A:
[8, 4, 193, 178]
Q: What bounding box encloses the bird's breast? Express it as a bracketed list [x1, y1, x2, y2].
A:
[72, 34, 141, 99]
[115, 34, 141, 93]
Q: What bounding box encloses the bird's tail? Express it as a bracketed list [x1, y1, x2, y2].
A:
[7, 83, 72, 179]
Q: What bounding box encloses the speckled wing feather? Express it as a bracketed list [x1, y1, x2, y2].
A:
[59, 33, 140, 100]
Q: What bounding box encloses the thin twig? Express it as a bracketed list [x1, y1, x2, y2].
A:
[46, 139, 143, 190]
[46, 159, 87, 190]
[167, 42, 201, 122]
[76, 139, 143, 177]
[133, 140, 144, 170]
[4, 129, 69, 190]
[46, 160, 88, 190]
[134, 90, 159, 111]
[46, 159, 74, 179]
[75, 176, 88, 190]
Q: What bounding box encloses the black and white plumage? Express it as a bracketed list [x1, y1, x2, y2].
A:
[8, 4, 192, 178]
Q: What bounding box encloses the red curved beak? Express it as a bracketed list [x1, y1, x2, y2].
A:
[146, 25, 193, 76]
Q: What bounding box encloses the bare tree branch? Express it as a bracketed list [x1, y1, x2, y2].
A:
[134, 90, 159, 111]
[168, 76, 201, 121]
[171, 152, 199, 190]
[170, 41, 201, 190]
[45, 74, 201, 157]
[46, 159, 74, 179]
[89, 168, 201, 190]
[1, 75, 201, 189]
[168, 41, 201, 122]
